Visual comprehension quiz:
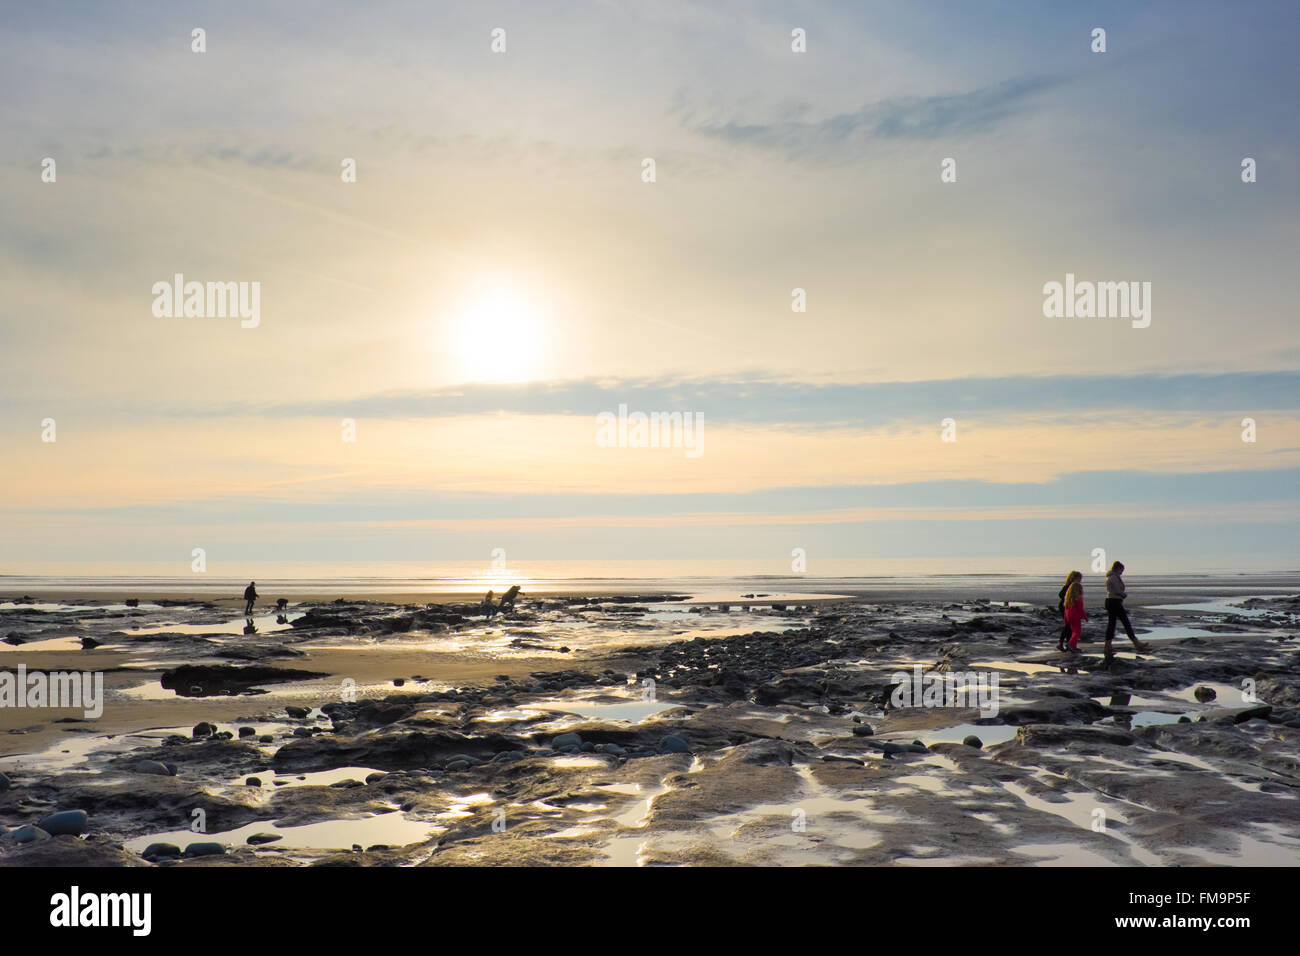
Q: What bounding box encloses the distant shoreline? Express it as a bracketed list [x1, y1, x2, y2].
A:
[4, 572, 1297, 610]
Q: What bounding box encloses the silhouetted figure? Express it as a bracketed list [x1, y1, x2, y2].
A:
[481, 590, 497, 619]
[498, 585, 522, 614]
[275, 598, 288, 611]
[1056, 571, 1081, 652]
[243, 581, 258, 616]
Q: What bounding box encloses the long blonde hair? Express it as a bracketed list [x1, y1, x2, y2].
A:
[1063, 570, 1082, 589]
[1064, 580, 1084, 608]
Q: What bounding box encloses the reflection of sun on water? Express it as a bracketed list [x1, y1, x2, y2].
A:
[450, 287, 546, 383]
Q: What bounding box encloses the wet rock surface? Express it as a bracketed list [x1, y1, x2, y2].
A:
[1, 591, 1298, 866]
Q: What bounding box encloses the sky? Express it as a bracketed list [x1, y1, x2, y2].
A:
[1, 0, 1298, 573]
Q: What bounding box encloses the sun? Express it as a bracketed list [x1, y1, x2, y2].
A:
[449, 287, 546, 383]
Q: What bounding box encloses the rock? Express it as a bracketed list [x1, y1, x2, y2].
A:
[124, 599, 140, 607]
[392, 678, 405, 687]
[162, 665, 326, 698]
[1014, 724, 1136, 748]
[551, 732, 583, 750]
[1193, 686, 1218, 702]
[181, 842, 227, 858]
[37, 810, 89, 836]
[962, 735, 983, 749]
[246, 833, 282, 845]
[238, 726, 256, 738]
[135, 759, 173, 776]
[0, 772, 9, 791]
[285, 706, 310, 719]
[141, 842, 182, 862]
[192, 722, 217, 738]
[245, 777, 262, 787]
[1000, 697, 1108, 725]
[80, 637, 102, 650]
[1211, 705, 1272, 725]
[601, 743, 626, 755]
[658, 735, 690, 754]
[259, 735, 274, 743]
[292, 727, 314, 737]
[7, 825, 50, 845]
[851, 724, 874, 736]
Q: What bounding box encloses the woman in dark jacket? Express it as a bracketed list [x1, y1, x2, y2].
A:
[1104, 561, 1147, 659]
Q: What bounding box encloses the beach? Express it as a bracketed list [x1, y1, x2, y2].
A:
[2, 576, 1298, 866]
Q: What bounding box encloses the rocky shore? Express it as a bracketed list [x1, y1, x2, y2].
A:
[2, 590, 1298, 866]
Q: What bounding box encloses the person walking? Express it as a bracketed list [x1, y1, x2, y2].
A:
[1062, 576, 1088, 652]
[243, 581, 258, 616]
[1104, 561, 1146, 659]
[1056, 570, 1082, 651]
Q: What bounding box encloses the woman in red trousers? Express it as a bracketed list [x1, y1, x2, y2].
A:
[1062, 577, 1088, 652]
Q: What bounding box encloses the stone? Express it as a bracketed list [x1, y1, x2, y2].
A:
[181, 842, 227, 858]
[962, 735, 983, 749]
[658, 735, 690, 754]
[135, 759, 173, 776]
[192, 722, 217, 738]
[8, 825, 50, 845]
[37, 810, 89, 836]
[141, 842, 182, 862]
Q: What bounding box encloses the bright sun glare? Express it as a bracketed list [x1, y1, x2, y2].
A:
[450, 287, 546, 383]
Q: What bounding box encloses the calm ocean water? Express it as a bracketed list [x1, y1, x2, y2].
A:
[2, 559, 1297, 596]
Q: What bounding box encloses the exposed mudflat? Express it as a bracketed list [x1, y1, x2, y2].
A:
[2, 587, 1298, 866]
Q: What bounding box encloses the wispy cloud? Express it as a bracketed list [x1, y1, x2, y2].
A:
[690, 74, 1065, 157]
[14, 371, 1292, 427]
